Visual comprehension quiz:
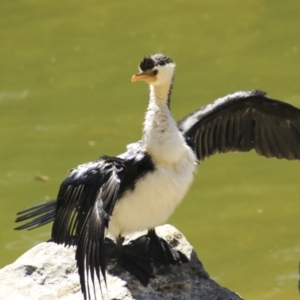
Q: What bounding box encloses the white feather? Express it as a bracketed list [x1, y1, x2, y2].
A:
[108, 150, 196, 238]
[108, 61, 197, 239]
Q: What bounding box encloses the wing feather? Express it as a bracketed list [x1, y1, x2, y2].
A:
[178, 90, 300, 161]
[51, 158, 124, 300]
[14, 200, 56, 230]
[14, 144, 154, 300]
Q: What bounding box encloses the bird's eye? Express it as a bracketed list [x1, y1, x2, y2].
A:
[153, 70, 158, 75]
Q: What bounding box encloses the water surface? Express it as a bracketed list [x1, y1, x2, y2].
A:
[1, 1, 300, 299]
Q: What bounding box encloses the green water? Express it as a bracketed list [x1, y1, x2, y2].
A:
[1, 1, 300, 299]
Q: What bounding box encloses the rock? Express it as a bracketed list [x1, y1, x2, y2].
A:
[0, 225, 242, 300]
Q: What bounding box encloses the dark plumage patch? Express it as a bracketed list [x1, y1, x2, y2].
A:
[119, 152, 155, 194]
[14, 142, 156, 300]
[178, 90, 300, 161]
[139, 54, 173, 71]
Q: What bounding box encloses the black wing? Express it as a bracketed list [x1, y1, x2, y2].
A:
[52, 157, 125, 300]
[178, 90, 300, 161]
[14, 141, 154, 300]
[15, 199, 56, 230]
[13, 142, 145, 233]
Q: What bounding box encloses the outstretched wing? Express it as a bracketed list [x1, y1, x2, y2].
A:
[14, 142, 145, 232]
[15, 200, 56, 230]
[52, 157, 125, 300]
[178, 90, 300, 161]
[14, 141, 154, 300]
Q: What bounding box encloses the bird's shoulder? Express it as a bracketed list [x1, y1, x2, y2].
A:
[62, 141, 155, 188]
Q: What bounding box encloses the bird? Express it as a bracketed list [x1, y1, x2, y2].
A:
[15, 53, 300, 300]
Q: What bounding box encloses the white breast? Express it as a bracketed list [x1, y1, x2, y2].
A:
[108, 146, 197, 239]
[108, 79, 198, 239]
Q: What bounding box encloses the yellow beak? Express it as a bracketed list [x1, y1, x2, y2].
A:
[131, 71, 157, 83]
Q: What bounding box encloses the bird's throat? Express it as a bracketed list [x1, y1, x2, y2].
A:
[142, 85, 185, 165]
[149, 84, 171, 107]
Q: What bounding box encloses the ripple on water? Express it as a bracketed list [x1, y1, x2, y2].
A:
[270, 245, 300, 262]
[0, 90, 29, 102]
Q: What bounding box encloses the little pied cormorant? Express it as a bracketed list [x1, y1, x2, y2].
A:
[15, 54, 300, 300]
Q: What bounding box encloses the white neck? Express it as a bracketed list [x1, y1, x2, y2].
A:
[142, 83, 186, 165]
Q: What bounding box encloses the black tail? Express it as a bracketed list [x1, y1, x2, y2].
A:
[14, 200, 57, 230]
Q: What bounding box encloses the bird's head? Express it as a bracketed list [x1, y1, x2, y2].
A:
[132, 54, 175, 86]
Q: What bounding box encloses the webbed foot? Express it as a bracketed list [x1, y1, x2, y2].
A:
[117, 228, 188, 285]
[144, 228, 188, 264]
[119, 237, 154, 285]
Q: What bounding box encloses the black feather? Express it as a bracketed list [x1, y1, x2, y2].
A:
[178, 90, 300, 161]
[15, 200, 56, 230]
[139, 54, 173, 71]
[49, 146, 154, 299]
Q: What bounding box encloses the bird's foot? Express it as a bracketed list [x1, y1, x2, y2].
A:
[143, 228, 189, 265]
[119, 241, 154, 286]
[118, 229, 188, 285]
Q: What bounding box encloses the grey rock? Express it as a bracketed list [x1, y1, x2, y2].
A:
[0, 225, 242, 300]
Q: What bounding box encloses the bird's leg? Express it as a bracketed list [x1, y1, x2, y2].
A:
[141, 228, 189, 264]
[115, 229, 188, 285]
[117, 234, 154, 286]
[116, 235, 125, 254]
